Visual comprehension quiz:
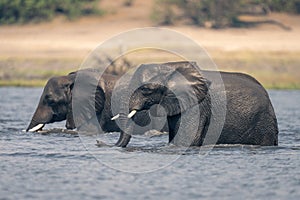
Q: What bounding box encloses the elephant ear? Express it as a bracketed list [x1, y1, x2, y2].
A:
[161, 62, 211, 116]
[65, 72, 77, 100]
[63, 72, 79, 129]
[67, 71, 77, 84]
[70, 69, 105, 131]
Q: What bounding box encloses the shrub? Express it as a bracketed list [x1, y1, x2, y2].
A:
[152, 0, 245, 28]
[0, 0, 101, 24]
[264, 0, 300, 13]
[152, 0, 300, 28]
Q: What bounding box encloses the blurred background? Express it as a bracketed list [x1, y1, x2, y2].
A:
[0, 0, 299, 88]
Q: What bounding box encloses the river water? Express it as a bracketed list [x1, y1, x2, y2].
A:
[0, 87, 299, 199]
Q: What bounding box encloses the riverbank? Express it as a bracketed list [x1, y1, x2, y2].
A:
[0, 50, 299, 89]
[0, 0, 299, 88]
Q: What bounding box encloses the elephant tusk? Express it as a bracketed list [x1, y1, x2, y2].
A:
[127, 110, 137, 118]
[28, 124, 44, 132]
[111, 114, 120, 121]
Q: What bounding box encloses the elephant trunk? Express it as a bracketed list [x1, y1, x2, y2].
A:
[115, 132, 131, 147]
[26, 119, 45, 132]
[26, 104, 53, 132]
[114, 112, 133, 147]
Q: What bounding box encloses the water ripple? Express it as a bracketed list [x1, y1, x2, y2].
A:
[0, 88, 299, 200]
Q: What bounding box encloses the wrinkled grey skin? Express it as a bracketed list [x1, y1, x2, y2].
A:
[27, 73, 76, 131]
[27, 69, 119, 131]
[117, 61, 278, 147]
[27, 69, 167, 147]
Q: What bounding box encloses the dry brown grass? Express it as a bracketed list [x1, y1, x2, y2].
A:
[211, 51, 300, 89]
[0, 0, 299, 88]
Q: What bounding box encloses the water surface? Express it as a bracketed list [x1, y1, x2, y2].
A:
[0, 88, 299, 199]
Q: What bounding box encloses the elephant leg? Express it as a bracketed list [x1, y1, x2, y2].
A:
[168, 105, 210, 147]
[241, 109, 278, 146]
[65, 104, 76, 129]
[167, 114, 181, 144]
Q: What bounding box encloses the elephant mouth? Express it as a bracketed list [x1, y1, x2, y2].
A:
[110, 110, 139, 121]
[127, 110, 137, 118]
[27, 123, 45, 132]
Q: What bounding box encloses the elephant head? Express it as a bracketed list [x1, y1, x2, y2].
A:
[26, 69, 106, 132]
[112, 61, 211, 147]
[127, 61, 210, 118]
[26, 73, 76, 132]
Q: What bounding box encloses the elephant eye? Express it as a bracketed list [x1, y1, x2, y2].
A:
[46, 97, 56, 105]
[61, 84, 70, 90]
[141, 87, 153, 95]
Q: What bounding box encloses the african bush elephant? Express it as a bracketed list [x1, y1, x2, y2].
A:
[27, 69, 108, 131]
[27, 69, 167, 147]
[115, 61, 278, 147]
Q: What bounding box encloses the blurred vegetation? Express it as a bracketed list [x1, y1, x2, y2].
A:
[265, 0, 300, 13]
[2, 0, 299, 26]
[0, 0, 102, 24]
[152, 0, 300, 28]
[1, 50, 300, 89]
[123, 0, 134, 7]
